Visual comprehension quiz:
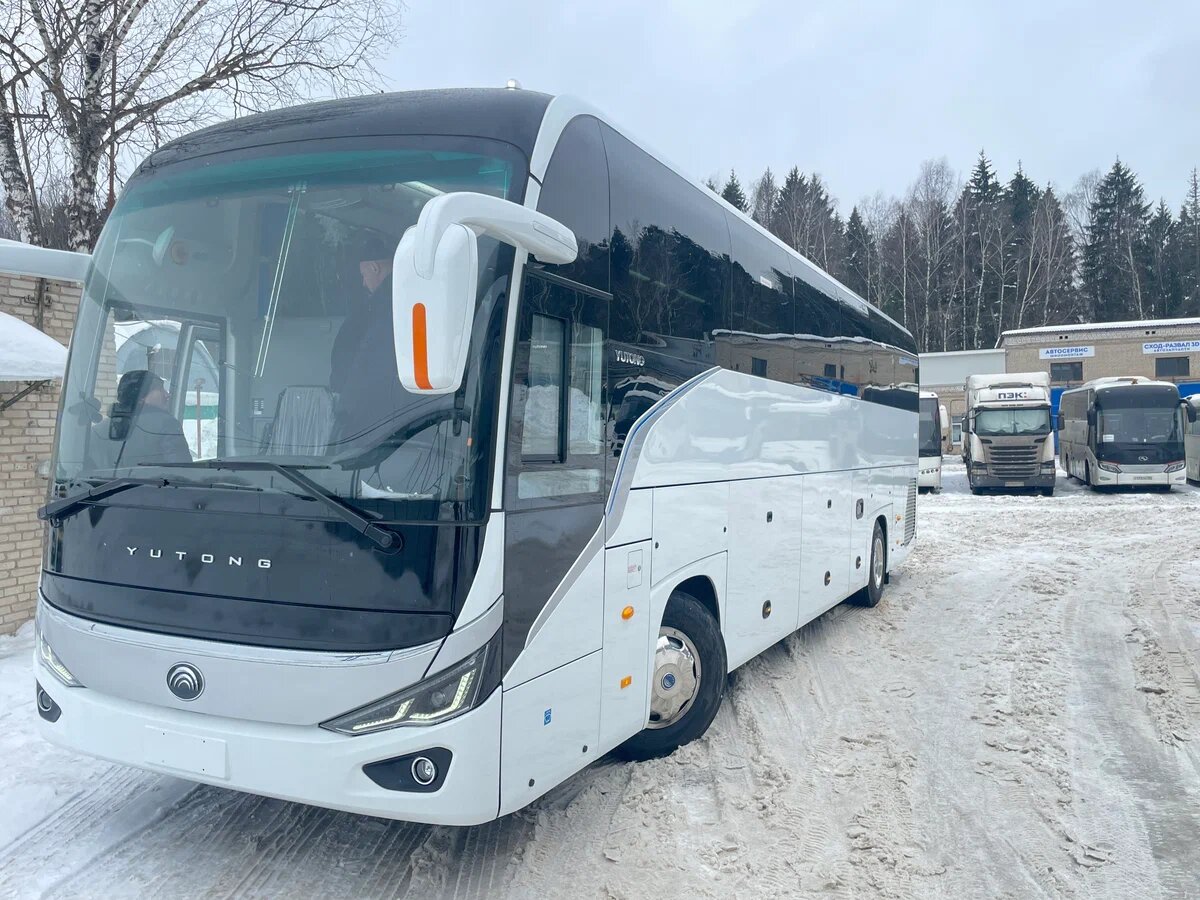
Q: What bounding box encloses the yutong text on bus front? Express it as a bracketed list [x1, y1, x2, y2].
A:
[7, 89, 919, 825]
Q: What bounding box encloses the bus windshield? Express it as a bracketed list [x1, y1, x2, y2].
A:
[53, 138, 524, 521]
[918, 398, 941, 455]
[975, 407, 1052, 436]
[1098, 405, 1183, 445]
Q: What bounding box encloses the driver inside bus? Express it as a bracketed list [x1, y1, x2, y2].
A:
[87, 370, 192, 470]
[329, 233, 400, 445]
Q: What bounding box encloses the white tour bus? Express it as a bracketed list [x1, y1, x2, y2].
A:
[1058, 376, 1187, 489]
[6, 88, 918, 826]
[1183, 395, 1200, 482]
[917, 390, 945, 492]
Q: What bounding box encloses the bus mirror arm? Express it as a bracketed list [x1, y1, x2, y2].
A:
[392, 192, 579, 395]
[0, 238, 90, 283]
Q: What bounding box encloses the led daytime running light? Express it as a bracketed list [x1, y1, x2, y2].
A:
[38, 631, 82, 688]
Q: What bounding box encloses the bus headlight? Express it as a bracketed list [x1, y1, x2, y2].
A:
[321, 632, 501, 736]
[1097, 462, 1121, 473]
[37, 630, 83, 688]
[1165, 461, 1185, 473]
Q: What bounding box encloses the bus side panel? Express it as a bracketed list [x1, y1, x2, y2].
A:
[650, 482, 730, 591]
[849, 468, 882, 595]
[798, 471, 853, 626]
[598, 540, 654, 753]
[724, 475, 803, 671]
[503, 538, 605, 689]
[499, 650, 603, 817]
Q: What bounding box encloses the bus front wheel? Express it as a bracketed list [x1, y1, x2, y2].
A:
[615, 590, 727, 761]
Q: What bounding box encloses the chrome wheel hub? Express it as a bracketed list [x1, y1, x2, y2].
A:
[647, 627, 701, 729]
[872, 534, 884, 587]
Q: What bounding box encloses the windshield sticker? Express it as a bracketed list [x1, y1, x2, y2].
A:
[1102, 434, 1115, 442]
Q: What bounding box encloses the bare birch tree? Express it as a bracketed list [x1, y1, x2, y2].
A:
[1, 0, 401, 249]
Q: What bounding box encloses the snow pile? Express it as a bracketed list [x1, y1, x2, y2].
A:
[0, 310, 67, 381]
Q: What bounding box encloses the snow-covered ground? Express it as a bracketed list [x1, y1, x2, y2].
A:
[2, 462, 1199, 899]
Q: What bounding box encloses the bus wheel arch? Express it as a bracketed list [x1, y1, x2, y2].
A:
[673, 574, 720, 627]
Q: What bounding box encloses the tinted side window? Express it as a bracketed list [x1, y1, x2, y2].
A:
[536, 116, 610, 294]
[723, 213, 793, 383]
[602, 124, 730, 360]
[793, 272, 842, 393]
[865, 309, 919, 411]
[839, 295, 876, 397]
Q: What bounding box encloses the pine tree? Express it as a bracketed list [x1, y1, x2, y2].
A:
[1146, 200, 1181, 318]
[843, 207, 873, 300]
[1177, 169, 1200, 315]
[772, 166, 807, 248]
[721, 170, 748, 212]
[1082, 159, 1152, 320]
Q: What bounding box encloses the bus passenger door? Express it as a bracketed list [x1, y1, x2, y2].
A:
[499, 272, 610, 812]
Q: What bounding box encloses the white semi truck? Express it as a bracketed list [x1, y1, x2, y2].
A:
[963, 372, 1056, 495]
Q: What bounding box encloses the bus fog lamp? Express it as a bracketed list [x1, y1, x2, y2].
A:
[411, 756, 437, 785]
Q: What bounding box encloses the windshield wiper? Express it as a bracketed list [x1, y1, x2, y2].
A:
[145, 460, 401, 551]
[39, 477, 170, 524]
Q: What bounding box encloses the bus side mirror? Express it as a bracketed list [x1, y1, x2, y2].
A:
[393, 192, 578, 395]
[1086, 409, 1096, 426]
[0, 238, 90, 283]
[1185, 400, 1197, 424]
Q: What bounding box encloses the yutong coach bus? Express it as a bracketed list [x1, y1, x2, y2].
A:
[1058, 376, 1187, 489]
[4, 89, 918, 825]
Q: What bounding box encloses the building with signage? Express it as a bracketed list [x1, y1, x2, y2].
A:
[999, 317, 1200, 400]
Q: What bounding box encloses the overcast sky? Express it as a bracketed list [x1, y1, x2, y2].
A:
[383, 0, 1200, 213]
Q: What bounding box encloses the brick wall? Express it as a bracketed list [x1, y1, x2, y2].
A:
[0, 275, 80, 633]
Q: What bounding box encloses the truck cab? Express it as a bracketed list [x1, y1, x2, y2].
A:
[963, 372, 1056, 496]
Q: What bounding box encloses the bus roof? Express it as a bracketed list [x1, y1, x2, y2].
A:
[141, 88, 912, 347]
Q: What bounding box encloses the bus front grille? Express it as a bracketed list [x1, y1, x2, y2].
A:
[986, 446, 1039, 478]
[904, 479, 916, 544]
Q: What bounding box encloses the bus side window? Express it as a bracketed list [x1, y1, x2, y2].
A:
[508, 275, 607, 504]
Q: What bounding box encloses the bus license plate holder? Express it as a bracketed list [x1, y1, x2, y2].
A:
[144, 727, 228, 779]
[1005, 481, 1022, 487]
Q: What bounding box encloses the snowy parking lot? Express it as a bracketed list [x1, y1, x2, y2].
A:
[2, 461, 1198, 899]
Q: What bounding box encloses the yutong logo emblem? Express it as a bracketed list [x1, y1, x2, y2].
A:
[126, 547, 271, 568]
[615, 350, 645, 367]
[167, 663, 205, 701]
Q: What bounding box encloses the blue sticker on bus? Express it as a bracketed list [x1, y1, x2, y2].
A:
[544, 708, 552, 726]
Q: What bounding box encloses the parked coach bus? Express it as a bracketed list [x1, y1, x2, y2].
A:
[1184, 395, 1200, 483]
[1058, 377, 1187, 490]
[3, 88, 918, 826]
[917, 390, 945, 492]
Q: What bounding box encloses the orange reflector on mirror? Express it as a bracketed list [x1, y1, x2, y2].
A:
[412, 303, 431, 390]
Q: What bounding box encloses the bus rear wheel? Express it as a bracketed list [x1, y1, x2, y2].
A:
[852, 520, 887, 607]
[615, 590, 727, 761]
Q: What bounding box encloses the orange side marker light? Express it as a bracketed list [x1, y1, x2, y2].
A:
[620, 676, 632, 689]
[621, 605, 635, 620]
[412, 303, 432, 390]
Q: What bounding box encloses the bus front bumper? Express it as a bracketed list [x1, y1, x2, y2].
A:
[1092, 464, 1187, 488]
[34, 658, 503, 825]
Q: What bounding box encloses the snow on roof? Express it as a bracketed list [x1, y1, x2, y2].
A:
[0, 311, 68, 381]
[1000, 317, 1200, 340]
